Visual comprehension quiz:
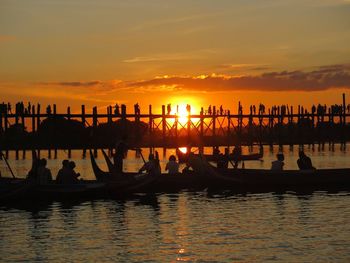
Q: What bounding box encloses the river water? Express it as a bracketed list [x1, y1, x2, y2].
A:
[1, 145, 350, 262]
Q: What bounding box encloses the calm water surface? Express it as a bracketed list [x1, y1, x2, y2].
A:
[1, 145, 350, 262]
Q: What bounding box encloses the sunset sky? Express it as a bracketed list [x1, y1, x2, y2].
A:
[1, 0, 350, 114]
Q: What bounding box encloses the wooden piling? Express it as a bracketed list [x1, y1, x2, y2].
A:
[93, 106, 98, 156]
[149, 105, 153, 137]
[81, 105, 86, 127]
[0, 110, 3, 134]
[162, 105, 166, 143]
[212, 106, 216, 137]
[37, 104, 41, 130]
[31, 105, 36, 132]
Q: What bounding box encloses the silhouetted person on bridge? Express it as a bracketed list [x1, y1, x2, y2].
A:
[134, 103, 140, 115]
[7, 103, 12, 114]
[167, 104, 171, 115]
[186, 104, 191, 113]
[114, 104, 120, 115]
[46, 105, 52, 115]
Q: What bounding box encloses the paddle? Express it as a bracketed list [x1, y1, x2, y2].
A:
[136, 148, 146, 164]
[0, 151, 16, 178]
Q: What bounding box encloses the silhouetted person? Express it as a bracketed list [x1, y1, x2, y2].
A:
[271, 153, 284, 171]
[56, 159, 70, 184]
[134, 103, 140, 115]
[154, 151, 161, 175]
[139, 153, 158, 175]
[37, 158, 52, 184]
[217, 148, 229, 169]
[7, 103, 11, 114]
[121, 104, 126, 116]
[114, 104, 120, 115]
[27, 154, 40, 180]
[27, 102, 31, 114]
[69, 161, 80, 181]
[114, 136, 128, 173]
[232, 145, 241, 169]
[208, 105, 212, 115]
[186, 104, 191, 113]
[165, 155, 179, 175]
[212, 146, 219, 154]
[167, 104, 171, 115]
[46, 105, 51, 115]
[297, 151, 314, 170]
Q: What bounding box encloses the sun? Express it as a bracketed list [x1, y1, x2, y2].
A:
[175, 104, 190, 124]
[169, 100, 198, 123]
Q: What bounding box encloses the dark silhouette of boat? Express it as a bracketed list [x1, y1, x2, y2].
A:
[188, 154, 350, 191]
[90, 149, 163, 194]
[176, 146, 263, 163]
[0, 177, 105, 202]
[90, 149, 206, 192]
[0, 177, 31, 201]
[0, 150, 106, 202]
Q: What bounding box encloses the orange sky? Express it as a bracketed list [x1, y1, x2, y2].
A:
[1, 1, 350, 114]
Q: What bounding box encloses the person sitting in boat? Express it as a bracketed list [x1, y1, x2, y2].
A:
[232, 145, 241, 169]
[56, 160, 80, 184]
[165, 155, 179, 175]
[297, 151, 315, 170]
[213, 146, 220, 157]
[113, 135, 129, 174]
[69, 161, 81, 181]
[154, 151, 161, 175]
[271, 153, 284, 171]
[27, 155, 40, 180]
[138, 153, 160, 176]
[56, 159, 70, 184]
[37, 158, 52, 184]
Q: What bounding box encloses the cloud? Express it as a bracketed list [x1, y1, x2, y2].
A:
[39, 63, 350, 93]
[124, 64, 350, 92]
[218, 63, 271, 71]
[123, 50, 216, 63]
[56, 81, 102, 87]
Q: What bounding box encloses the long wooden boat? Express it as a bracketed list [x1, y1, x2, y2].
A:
[90, 149, 207, 192]
[176, 147, 263, 163]
[188, 154, 350, 191]
[0, 177, 32, 201]
[0, 177, 106, 202]
[90, 149, 165, 194]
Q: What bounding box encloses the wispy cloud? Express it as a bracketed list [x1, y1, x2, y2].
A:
[219, 63, 271, 71]
[123, 49, 216, 63]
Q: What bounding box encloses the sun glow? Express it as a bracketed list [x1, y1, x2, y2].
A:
[175, 104, 191, 124]
[178, 147, 188, 154]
